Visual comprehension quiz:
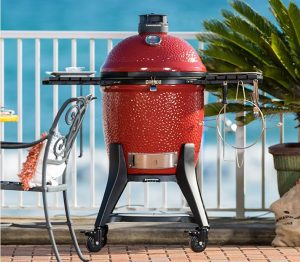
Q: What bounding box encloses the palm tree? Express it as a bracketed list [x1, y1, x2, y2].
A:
[198, 0, 300, 126]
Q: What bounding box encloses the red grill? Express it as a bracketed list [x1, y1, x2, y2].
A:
[101, 15, 206, 175]
[41, 13, 262, 255]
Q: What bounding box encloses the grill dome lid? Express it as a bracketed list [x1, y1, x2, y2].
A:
[101, 14, 206, 80]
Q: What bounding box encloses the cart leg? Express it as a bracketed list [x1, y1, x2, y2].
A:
[85, 143, 128, 252]
[176, 143, 209, 252]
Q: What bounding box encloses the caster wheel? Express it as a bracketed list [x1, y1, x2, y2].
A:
[189, 235, 207, 252]
[102, 225, 108, 246]
[85, 225, 108, 252]
[86, 236, 103, 252]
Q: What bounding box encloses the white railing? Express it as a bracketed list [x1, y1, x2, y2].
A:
[0, 30, 293, 218]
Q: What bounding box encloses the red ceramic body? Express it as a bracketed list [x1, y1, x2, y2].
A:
[101, 32, 206, 174]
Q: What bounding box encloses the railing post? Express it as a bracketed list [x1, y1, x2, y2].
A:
[35, 38, 42, 207]
[144, 183, 150, 209]
[235, 112, 245, 218]
[107, 39, 113, 53]
[0, 38, 5, 206]
[89, 39, 96, 207]
[71, 38, 77, 207]
[279, 113, 284, 143]
[216, 108, 222, 209]
[261, 92, 266, 210]
[17, 38, 23, 207]
[53, 38, 59, 207]
[162, 182, 168, 209]
[196, 90, 208, 193]
[298, 119, 300, 142]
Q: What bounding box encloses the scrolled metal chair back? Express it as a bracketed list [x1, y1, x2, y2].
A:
[44, 94, 95, 165]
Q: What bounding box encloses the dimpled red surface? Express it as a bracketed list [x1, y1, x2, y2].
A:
[101, 33, 206, 73]
[102, 85, 204, 174]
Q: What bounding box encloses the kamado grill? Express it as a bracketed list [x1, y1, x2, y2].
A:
[43, 14, 262, 253]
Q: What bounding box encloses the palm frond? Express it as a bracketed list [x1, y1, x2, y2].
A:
[199, 0, 300, 123]
[222, 11, 268, 45]
[262, 65, 296, 91]
[269, 0, 300, 62]
[236, 106, 293, 125]
[204, 102, 254, 117]
[200, 57, 240, 72]
[288, 3, 300, 48]
[220, 11, 287, 68]
[203, 20, 272, 66]
[231, 0, 281, 37]
[204, 84, 274, 102]
[204, 46, 252, 69]
[288, 2, 300, 78]
[271, 33, 298, 81]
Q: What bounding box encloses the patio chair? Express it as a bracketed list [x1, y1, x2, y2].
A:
[0, 94, 95, 262]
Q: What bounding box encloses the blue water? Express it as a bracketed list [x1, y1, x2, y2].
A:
[2, 0, 277, 31]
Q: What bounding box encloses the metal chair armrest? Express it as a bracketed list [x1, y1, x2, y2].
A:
[0, 136, 48, 149]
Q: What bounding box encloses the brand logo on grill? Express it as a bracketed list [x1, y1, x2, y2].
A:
[145, 80, 161, 85]
[143, 178, 160, 182]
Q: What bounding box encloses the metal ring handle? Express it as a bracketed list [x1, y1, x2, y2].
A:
[216, 99, 266, 150]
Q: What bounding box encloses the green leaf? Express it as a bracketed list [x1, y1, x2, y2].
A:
[237, 106, 293, 125]
[263, 66, 295, 90]
[203, 20, 272, 66]
[288, 3, 300, 48]
[271, 33, 298, 81]
[196, 32, 220, 43]
[204, 46, 250, 69]
[205, 102, 255, 117]
[218, 12, 296, 72]
[231, 0, 281, 37]
[269, 0, 300, 60]
[200, 57, 239, 72]
[222, 12, 267, 45]
[288, 2, 300, 78]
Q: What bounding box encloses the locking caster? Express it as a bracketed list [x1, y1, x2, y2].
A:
[82, 225, 108, 252]
[187, 227, 209, 252]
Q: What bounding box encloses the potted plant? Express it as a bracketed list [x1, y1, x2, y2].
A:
[197, 0, 300, 196]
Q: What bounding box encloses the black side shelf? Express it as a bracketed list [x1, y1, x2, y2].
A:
[195, 72, 263, 85]
[42, 72, 262, 86]
[42, 76, 102, 85]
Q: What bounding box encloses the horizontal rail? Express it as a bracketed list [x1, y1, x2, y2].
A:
[0, 31, 199, 39]
[0, 205, 271, 213]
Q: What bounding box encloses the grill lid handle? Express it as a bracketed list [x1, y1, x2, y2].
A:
[138, 14, 168, 34]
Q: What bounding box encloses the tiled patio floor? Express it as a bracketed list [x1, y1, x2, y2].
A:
[1, 245, 300, 262]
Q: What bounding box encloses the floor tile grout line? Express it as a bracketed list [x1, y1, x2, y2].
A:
[257, 245, 271, 262]
[203, 250, 210, 261]
[10, 245, 18, 261]
[276, 247, 292, 262]
[219, 246, 231, 261]
[30, 245, 34, 262]
[238, 246, 252, 262]
[107, 245, 113, 262]
[164, 246, 172, 262]
[126, 245, 132, 262]
[144, 245, 152, 262]
[181, 245, 192, 262]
